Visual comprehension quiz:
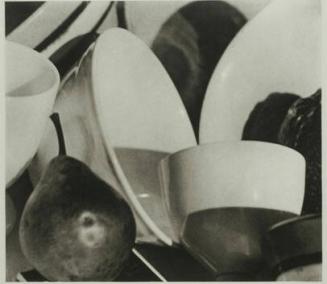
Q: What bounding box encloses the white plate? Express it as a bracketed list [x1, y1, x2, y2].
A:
[125, 0, 271, 46]
[199, 0, 321, 143]
[92, 28, 197, 245]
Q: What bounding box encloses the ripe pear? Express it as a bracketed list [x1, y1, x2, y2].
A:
[19, 155, 136, 281]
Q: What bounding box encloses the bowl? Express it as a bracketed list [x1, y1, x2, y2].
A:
[262, 214, 322, 280]
[29, 28, 196, 246]
[199, 0, 321, 143]
[159, 141, 306, 243]
[181, 207, 296, 280]
[92, 28, 196, 245]
[6, 41, 59, 187]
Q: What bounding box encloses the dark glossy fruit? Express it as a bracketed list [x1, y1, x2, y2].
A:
[242, 89, 321, 215]
[19, 156, 136, 281]
[152, 1, 246, 139]
[242, 92, 300, 142]
[278, 89, 321, 214]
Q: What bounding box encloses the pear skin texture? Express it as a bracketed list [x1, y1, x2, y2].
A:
[19, 156, 136, 281]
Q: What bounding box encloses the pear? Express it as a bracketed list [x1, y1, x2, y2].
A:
[19, 114, 136, 281]
[19, 155, 136, 281]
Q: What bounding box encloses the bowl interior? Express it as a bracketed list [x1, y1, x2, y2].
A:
[6, 41, 59, 186]
[115, 148, 176, 243]
[92, 28, 196, 152]
[92, 28, 196, 245]
[181, 207, 296, 279]
[6, 41, 57, 97]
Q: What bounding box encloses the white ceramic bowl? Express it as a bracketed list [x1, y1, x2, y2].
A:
[6, 41, 59, 187]
[159, 141, 306, 242]
[93, 28, 196, 245]
[124, 0, 271, 46]
[199, 0, 321, 143]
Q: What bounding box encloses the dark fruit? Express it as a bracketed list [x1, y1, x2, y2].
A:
[278, 89, 321, 214]
[19, 156, 136, 281]
[242, 89, 321, 215]
[242, 92, 300, 143]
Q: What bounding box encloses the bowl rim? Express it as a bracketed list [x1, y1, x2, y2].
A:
[159, 140, 305, 165]
[6, 40, 60, 97]
[267, 213, 321, 232]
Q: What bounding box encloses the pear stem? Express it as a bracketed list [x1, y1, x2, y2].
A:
[50, 112, 67, 156]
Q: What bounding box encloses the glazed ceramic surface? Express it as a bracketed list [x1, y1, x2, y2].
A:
[92, 28, 196, 245]
[6, 41, 59, 187]
[7, 2, 115, 57]
[30, 28, 196, 246]
[199, 0, 321, 143]
[7, 2, 81, 49]
[92, 28, 196, 152]
[42, 2, 114, 57]
[159, 141, 305, 242]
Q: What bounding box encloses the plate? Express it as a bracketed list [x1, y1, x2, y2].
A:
[199, 0, 321, 143]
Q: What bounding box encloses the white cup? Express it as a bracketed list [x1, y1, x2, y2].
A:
[159, 141, 306, 242]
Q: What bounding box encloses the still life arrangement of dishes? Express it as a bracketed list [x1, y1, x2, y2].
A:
[5, 0, 322, 281]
